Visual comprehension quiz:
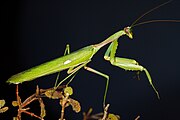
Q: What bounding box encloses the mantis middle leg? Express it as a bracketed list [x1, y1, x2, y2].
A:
[84, 66, 109, 107]
[54, 45, 110, 107]
[54, 44, 71, 87]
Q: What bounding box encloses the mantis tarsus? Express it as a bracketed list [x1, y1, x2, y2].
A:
[8, 1, 179, 107]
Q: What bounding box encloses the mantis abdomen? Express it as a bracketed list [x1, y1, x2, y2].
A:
[7, 46, 97, 84]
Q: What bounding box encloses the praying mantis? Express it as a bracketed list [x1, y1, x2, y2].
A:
[7, 1, 178, 107]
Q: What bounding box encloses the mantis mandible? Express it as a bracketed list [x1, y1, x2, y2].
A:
[7, 1, 177, 107]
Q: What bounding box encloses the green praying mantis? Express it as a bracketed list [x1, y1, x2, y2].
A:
[7, 0, 179, 107]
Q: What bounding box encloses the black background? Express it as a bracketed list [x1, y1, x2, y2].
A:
[1, 0, 180, 120]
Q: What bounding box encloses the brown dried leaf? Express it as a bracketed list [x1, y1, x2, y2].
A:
[12, 101, 18, 107]
[0, 107, 8, 113]
[69, 98, 81, 113]
[45, 90, 63, 99]
[0, 99, 8, 113]
[39, 98, 46, 118]
[40, 108, 46, 118]
[0, 99, 5, 108]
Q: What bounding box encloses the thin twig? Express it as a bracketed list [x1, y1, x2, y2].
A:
[101, 104, 110, 120]
[135, 115, 140, 120]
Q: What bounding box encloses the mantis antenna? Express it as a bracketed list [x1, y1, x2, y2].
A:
[132, 19, 180, 27]
[130, 0, 179, 28]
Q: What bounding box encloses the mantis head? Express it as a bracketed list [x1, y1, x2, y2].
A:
[123, 0, 175, 40]
[124, 26, 133, 39]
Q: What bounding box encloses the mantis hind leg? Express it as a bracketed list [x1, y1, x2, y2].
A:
[104, 40, 160, 99]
